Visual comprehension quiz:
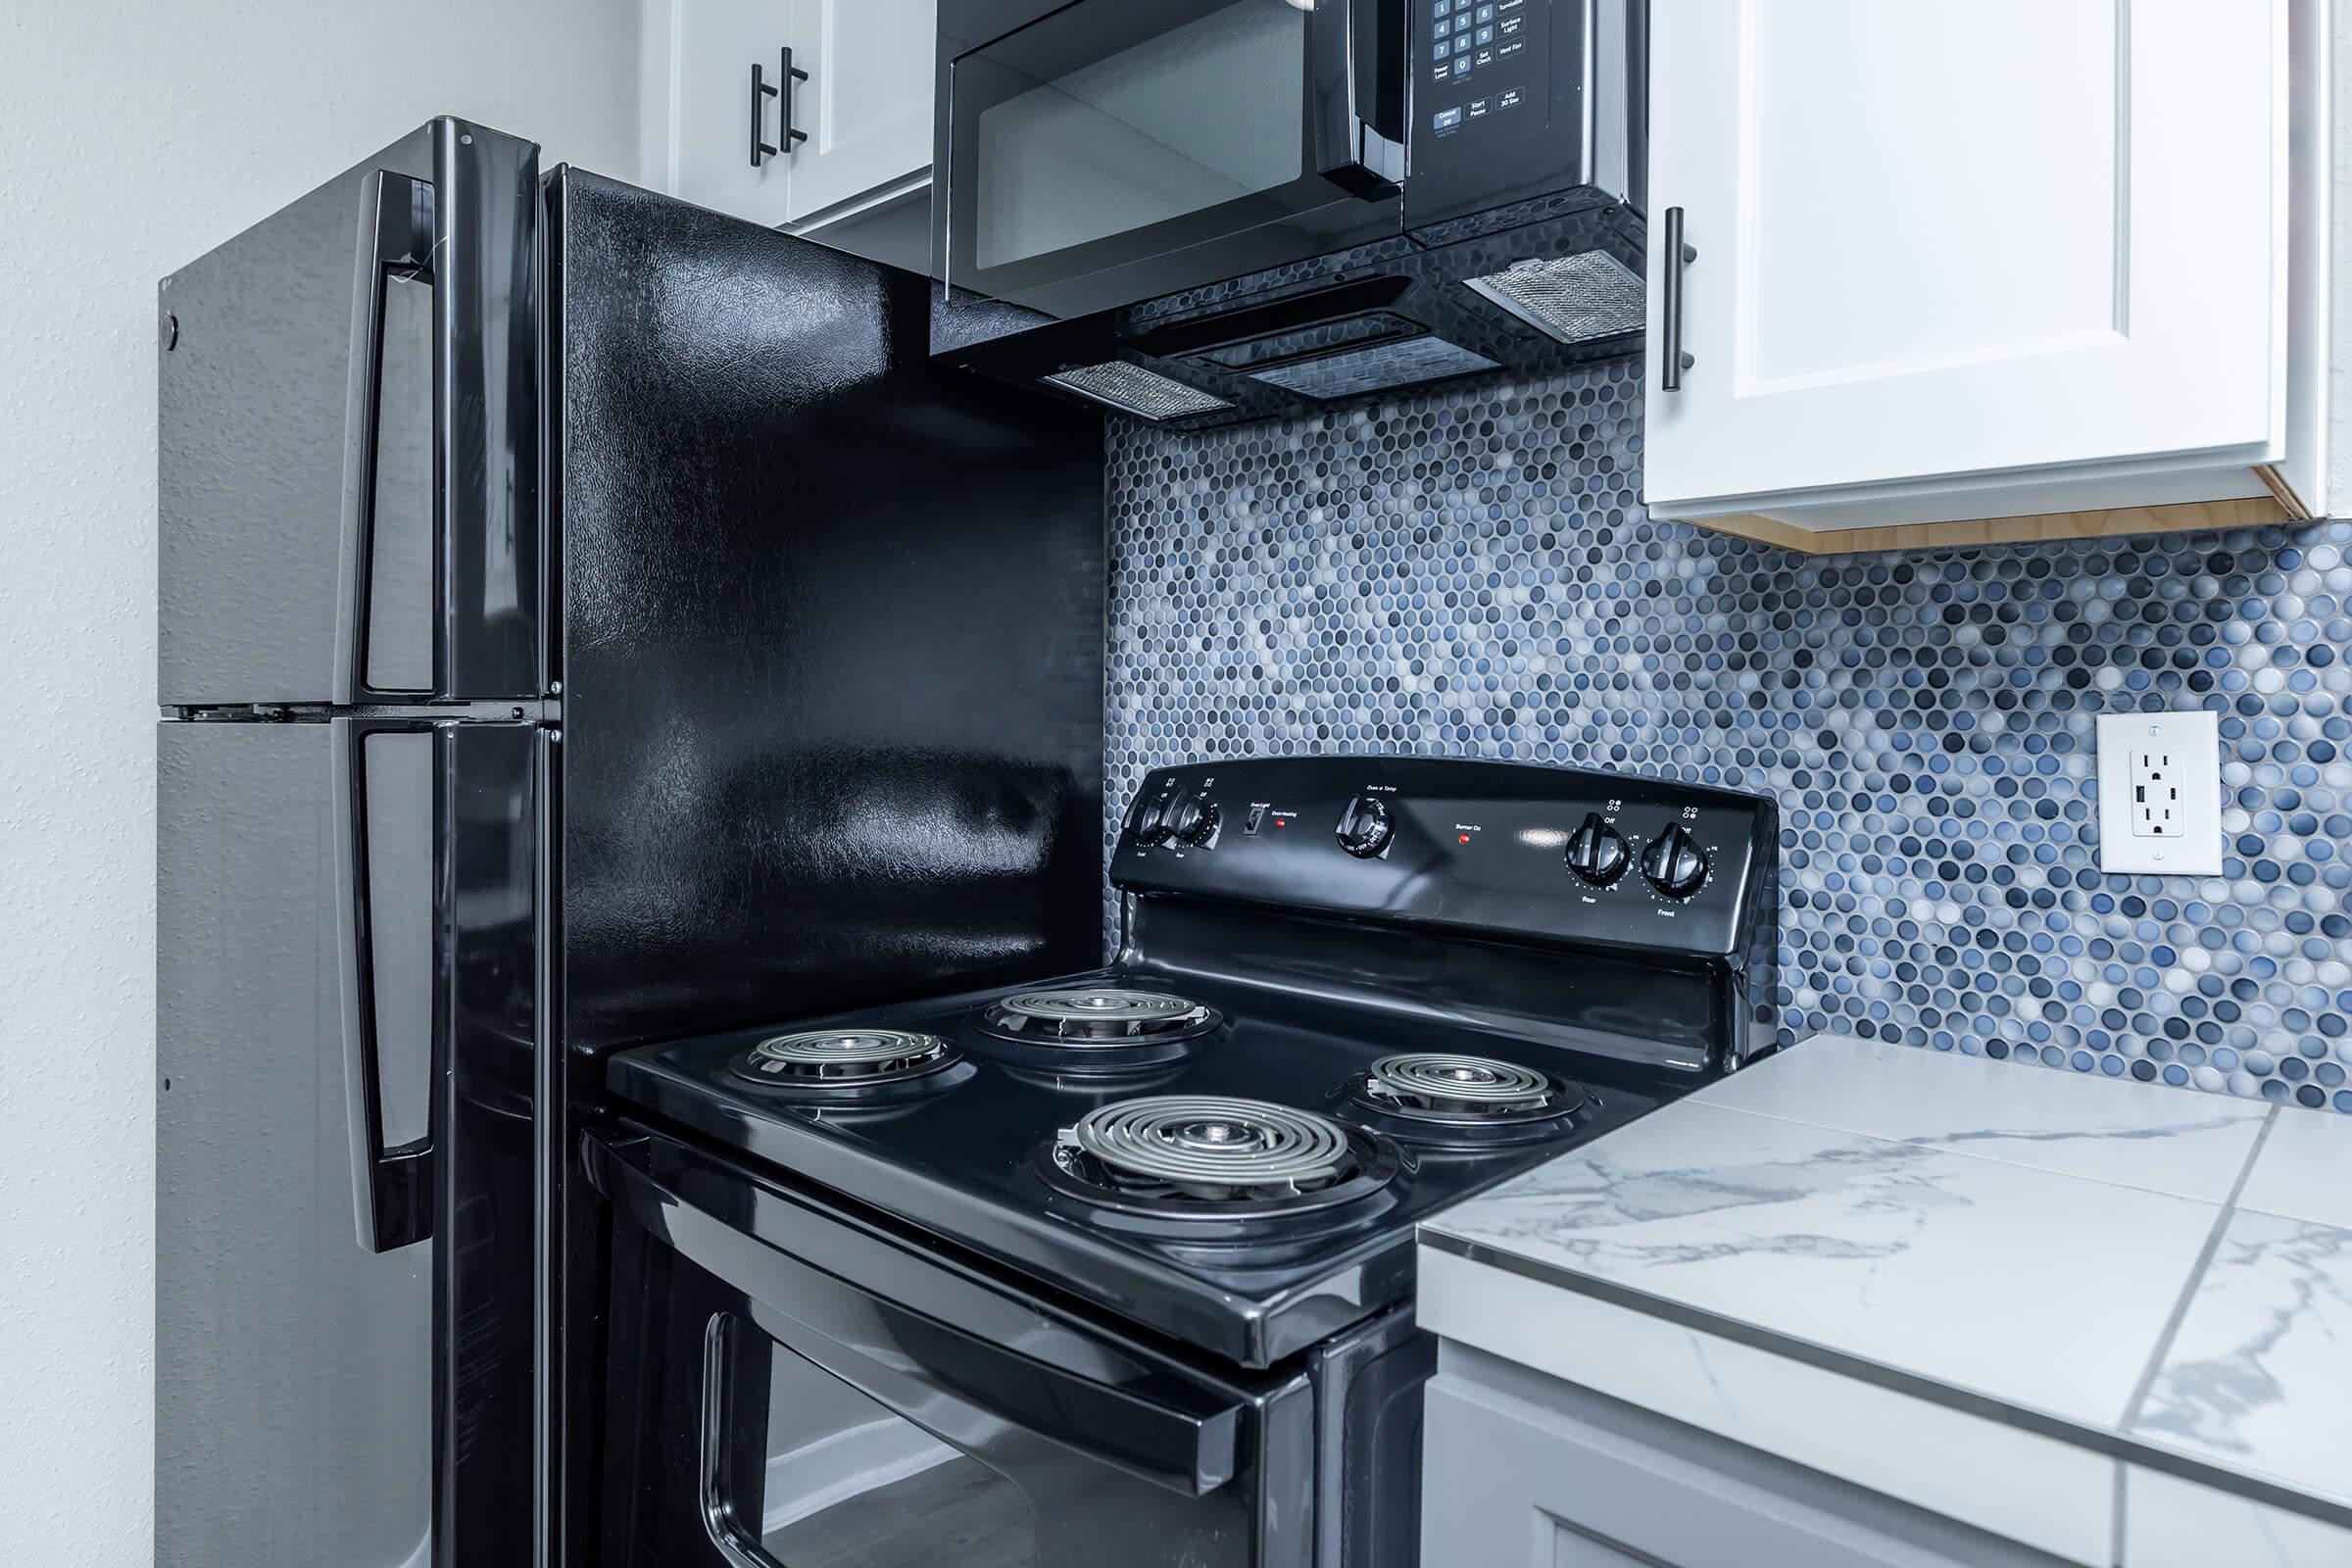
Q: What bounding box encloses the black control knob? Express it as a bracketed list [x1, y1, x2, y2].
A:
[1165, 794, 1218, 846]
[1563, 811, 1631, 887]
[1133, 796, 1173, 845]
[1640, 823, 1710, 898]
[1336, 795, 1395, 858]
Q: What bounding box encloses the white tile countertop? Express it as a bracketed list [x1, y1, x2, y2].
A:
[1417, 1034, 2352, 1567]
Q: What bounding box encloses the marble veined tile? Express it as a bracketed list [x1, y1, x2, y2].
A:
[2132, 1209, 2352, 1505]
[1693, 1034, 2271, 1202]
[1425, 1102, 2220, 1429]
[2236, 1106, 2352, 1232]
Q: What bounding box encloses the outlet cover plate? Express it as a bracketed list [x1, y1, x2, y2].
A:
[2096, 712, 2224, 876]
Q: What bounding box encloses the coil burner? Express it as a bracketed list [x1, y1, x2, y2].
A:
[728, 1028, 960, 1091]
[1342, 1053, 1588, 1138]
[981, 988, 1222, 1047]
[978, 988, 1221, 1072]
[1040, 1096, 1396, 1218]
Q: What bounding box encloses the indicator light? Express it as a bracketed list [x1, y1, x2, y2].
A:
[1458, 833, 1471, 844]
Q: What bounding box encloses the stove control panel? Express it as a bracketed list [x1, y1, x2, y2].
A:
[1113, 757, 1777, 961]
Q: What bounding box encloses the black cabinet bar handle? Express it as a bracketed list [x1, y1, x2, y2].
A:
[778, 46, 809, 152]
[750, 62, 779, 166]
[1660, 207, 1697, 391]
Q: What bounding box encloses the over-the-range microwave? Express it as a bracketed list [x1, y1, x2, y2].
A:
[931, 0, 1650, 429]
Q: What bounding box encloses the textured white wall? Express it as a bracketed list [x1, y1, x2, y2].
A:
[0, 6, 637, 1564]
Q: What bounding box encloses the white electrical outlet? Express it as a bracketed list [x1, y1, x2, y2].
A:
[2095, 712, 2223, 875]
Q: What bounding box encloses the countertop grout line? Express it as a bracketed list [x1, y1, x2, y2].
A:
[2115, 1103, 2277, 1439]
[1678, 1093, 2265, 1208]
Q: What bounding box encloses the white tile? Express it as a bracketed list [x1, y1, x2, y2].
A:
[2123, 1466, 2352, 1568]
[1423, 1101, 2220, 1430]
[2238, 1105, 2352, 1230]
[1417, 1247, 2116, 1565]
[1695, 1033, 2270, 1201]
[2131, 1209, 2352, 1506]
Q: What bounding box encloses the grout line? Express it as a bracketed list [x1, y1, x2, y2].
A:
[2116, 1105, 2280, 1434]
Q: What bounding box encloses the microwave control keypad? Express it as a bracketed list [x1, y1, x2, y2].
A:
[1423, 0, 1547, 140]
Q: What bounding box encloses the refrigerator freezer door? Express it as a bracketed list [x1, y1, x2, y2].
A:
[158, 715, 543, 1568]
[157, 719, 431, 1567]
[159, 119, 542, 707]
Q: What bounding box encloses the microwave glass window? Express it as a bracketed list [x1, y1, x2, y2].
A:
[972, 0, 1306, 271]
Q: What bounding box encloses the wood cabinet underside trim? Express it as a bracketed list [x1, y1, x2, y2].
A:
[1685, 492, 2295, 557]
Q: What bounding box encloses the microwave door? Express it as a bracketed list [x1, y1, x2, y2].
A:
[941, 0, 1402, 321]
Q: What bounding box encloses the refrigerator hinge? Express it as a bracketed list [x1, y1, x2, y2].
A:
[168, 700, 562, 724]
[175, 703, 335, 723]
[342, 699, 563, 724]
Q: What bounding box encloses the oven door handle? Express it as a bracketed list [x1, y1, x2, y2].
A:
[584, 1128, 1249, 1499]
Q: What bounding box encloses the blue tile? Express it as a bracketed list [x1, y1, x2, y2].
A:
[1103, 360, 2352, 1113]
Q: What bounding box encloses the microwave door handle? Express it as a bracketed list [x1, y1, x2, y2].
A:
[1310, 0, 1406, 196]
[588, 1131, 1246, 1499]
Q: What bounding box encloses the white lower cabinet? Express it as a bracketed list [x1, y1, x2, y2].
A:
[2123, 1467, 2352, 1568]
[1642, 0, 2330, 551]
[1421, 1346, 2076, 1568]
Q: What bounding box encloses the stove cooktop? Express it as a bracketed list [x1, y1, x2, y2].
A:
[607, 965, 1674, 1367]
[610, 755, 1780, 1369]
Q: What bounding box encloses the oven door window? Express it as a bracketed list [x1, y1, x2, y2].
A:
[949, 0, 1346, 311]
[706, 1313, 1043, 1567]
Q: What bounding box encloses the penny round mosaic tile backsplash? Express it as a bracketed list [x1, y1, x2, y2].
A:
[1104, 358, 2352, 1113]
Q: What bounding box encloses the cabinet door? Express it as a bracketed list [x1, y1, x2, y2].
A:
[783, 0, 936, 223]
[1421, 1364, 2080, 1568]
[659, 0, 797, 228]
[1642, 0, 2284, 517]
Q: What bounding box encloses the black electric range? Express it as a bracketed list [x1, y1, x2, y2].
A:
[588, 757, 1779, 1568]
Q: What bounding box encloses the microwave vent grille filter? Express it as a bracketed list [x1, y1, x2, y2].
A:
[1462, 251, 1645, 346]
[1247, 336, 1501, 402]
[1197, 312, 1423, 371]
[1042, 361, 1234, 421]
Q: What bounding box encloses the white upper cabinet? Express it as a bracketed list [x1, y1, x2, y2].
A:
[645, 0, 936, 235]
[1642, 0, 2327, 546]
[781, 0, 937, 223]
[652, 0, 798, 230]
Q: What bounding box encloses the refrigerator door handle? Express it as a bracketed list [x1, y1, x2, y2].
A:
[333, 714, 437, 1253]
[332, 171, 438, 707]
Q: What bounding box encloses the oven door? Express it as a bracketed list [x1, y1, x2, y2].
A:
[586, 1125, 1315, 1568]
[942, 0, 1406, 321]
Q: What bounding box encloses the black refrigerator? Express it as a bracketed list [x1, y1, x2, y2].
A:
[156, 118, 1105, 1568]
